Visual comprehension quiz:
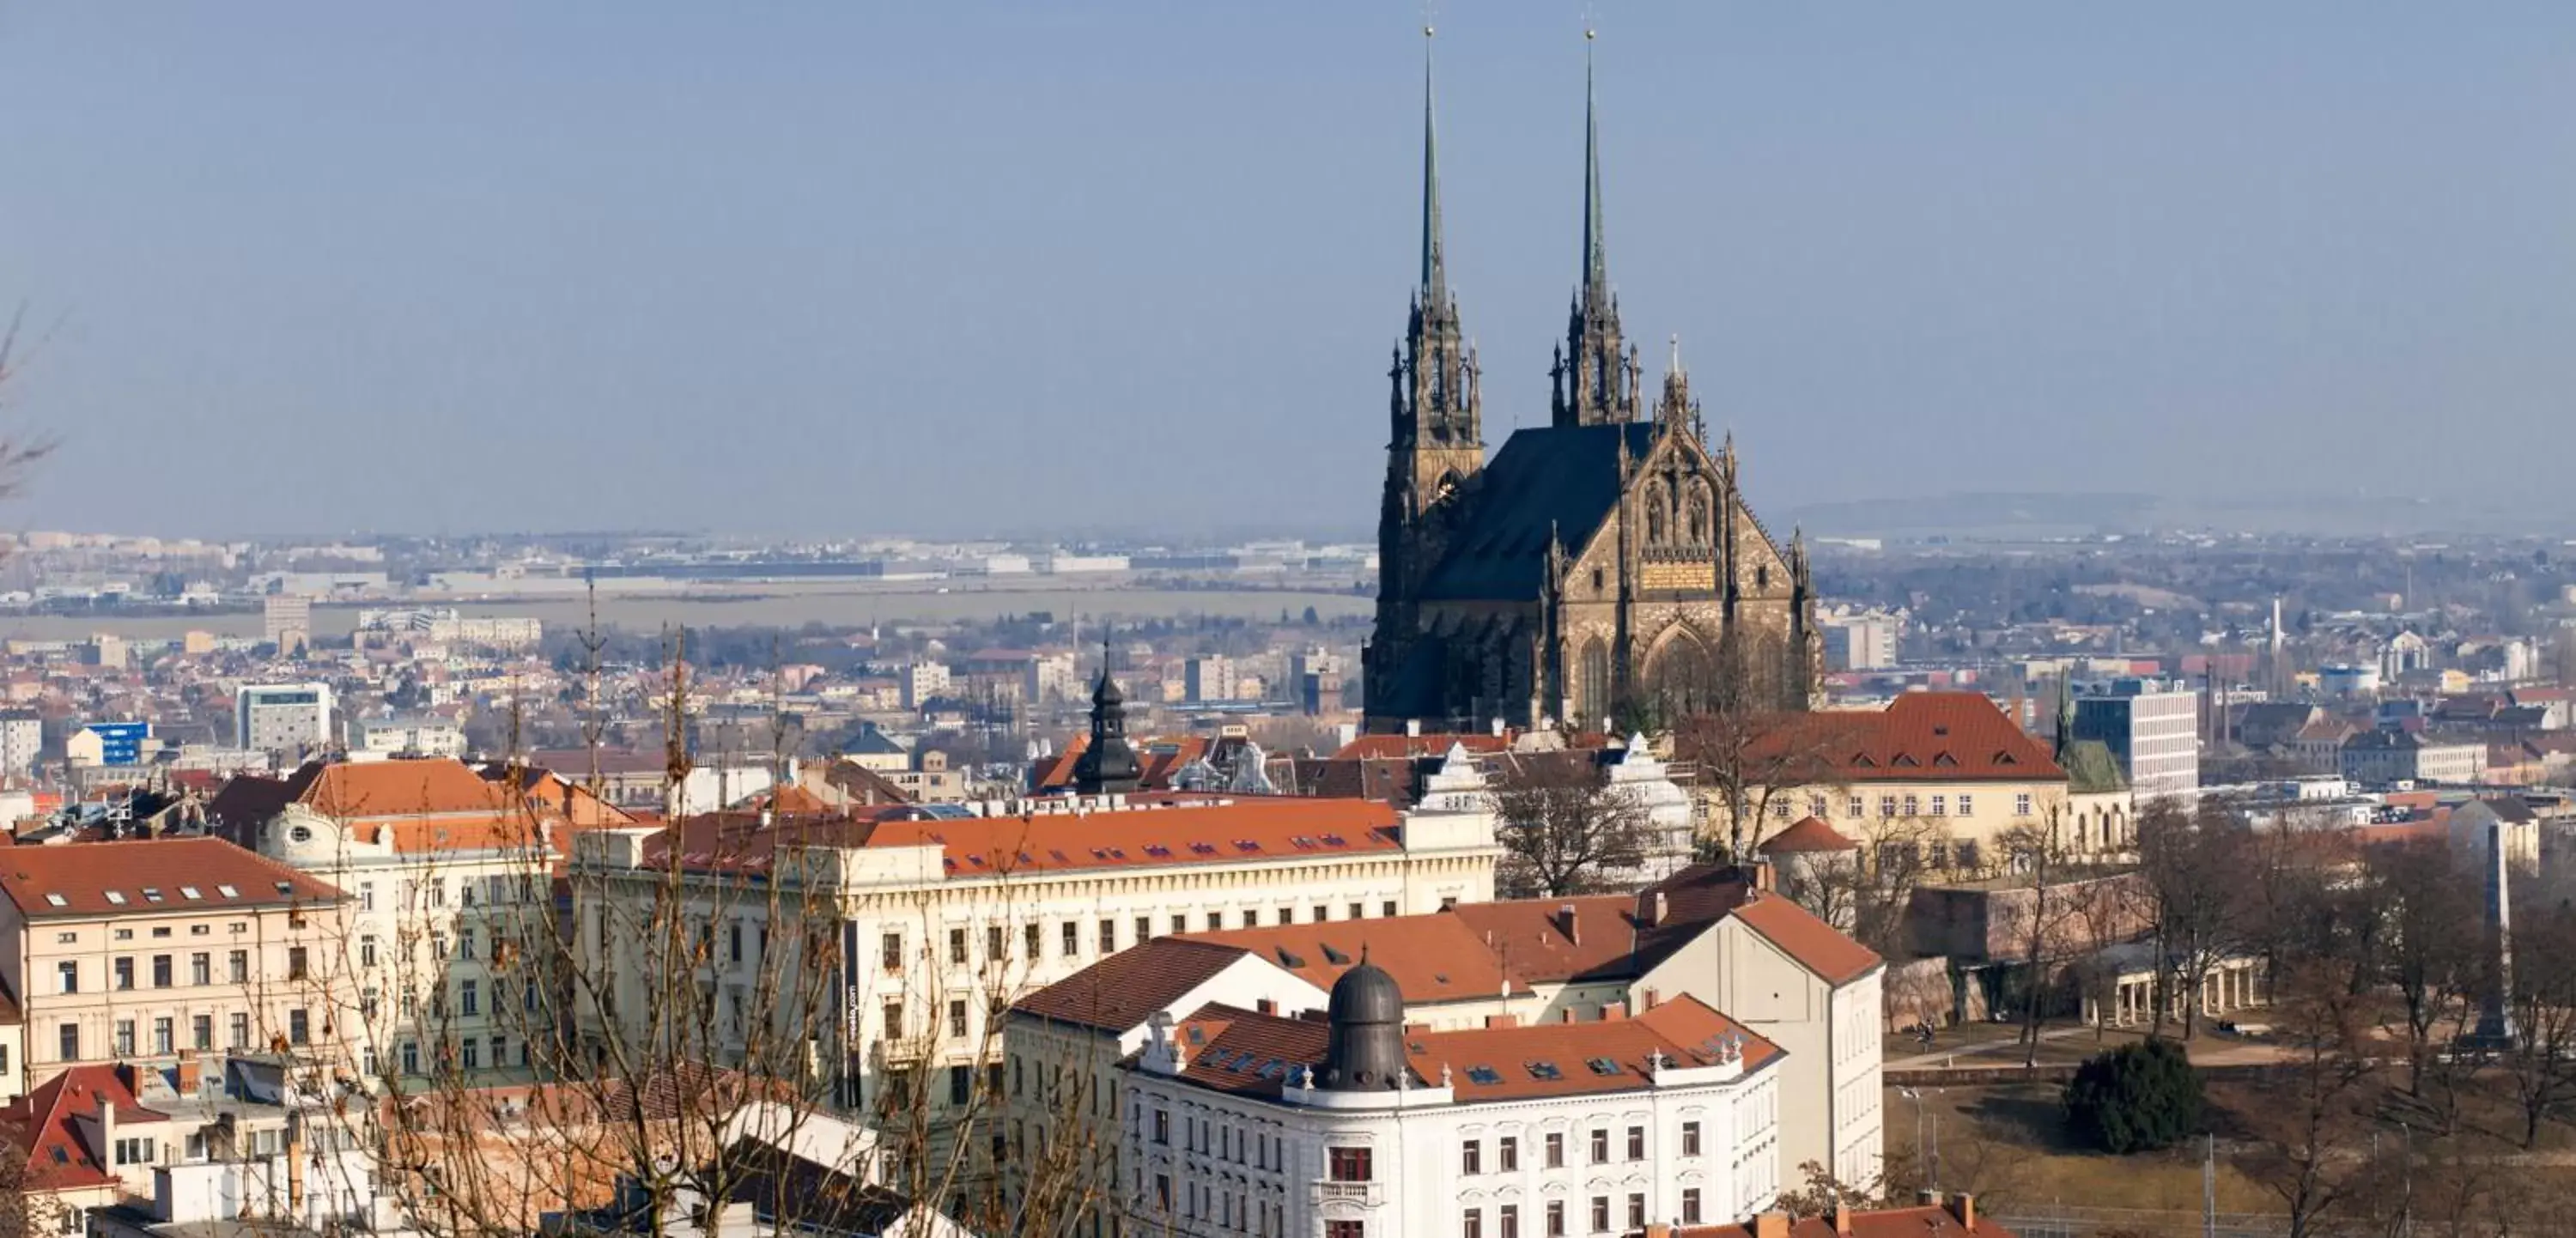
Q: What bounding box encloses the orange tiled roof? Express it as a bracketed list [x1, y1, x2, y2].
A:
[301, 757, 513, 819]
[1675, 1203, 2007, 1238]
[864, 795, 1402, 877]
[1011, 937, 1262, 1030]
[1751, 693, 2063, 784]
[1759, 816, 1859, 853]
[1163, 994, 1778, 1103]
[0, 837, 346, 918]
[2, 1065, 161, 1192]
[1180, 914, 1524, 1004]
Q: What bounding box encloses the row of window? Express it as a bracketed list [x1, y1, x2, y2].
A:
[58, 1010, 280, 1060]
[1807, 792, 2038, 820]
[1459, 1190, 1705, 1238]
[58, 921, 244, 945]
[893, 901, 1409, 973]
[1455, 1121, 1702, 1175]
[369, 873, 541, 912]
[58, 950, 270, 995]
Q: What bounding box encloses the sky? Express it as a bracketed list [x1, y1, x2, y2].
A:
[5, 3, 2576, 539]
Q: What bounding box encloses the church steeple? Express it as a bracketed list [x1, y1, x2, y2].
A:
[1552, 31, 1638, 428]
[1421, 27, 1445, 299]
[1368, 26, 1486, 733]
[1073, 635, 1140, 795]
[1394, 24, 1478, 456]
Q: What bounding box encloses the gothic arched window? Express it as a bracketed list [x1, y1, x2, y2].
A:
[1577, 639, 1612, 728]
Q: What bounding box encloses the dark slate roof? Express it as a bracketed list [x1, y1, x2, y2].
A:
[1423, 422, 1663, 600]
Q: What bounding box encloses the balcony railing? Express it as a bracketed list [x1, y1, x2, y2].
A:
[1311, 1181, 1382, 1206]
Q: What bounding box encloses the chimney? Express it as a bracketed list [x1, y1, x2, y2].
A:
[94, 1088, 116, 1162]
[1834, 1201, 1852, 1236]
[1558, 903, 1579, 945]
[1649, 890, 1669, 925]
[1750, 860, 1777, 895]
[1947, 1193, 1978, 1230]
[174, 1049, 200, 1097]
[1753, 1213, 1790, 1238]
[1491, 717, 1505, 737]
[1406, 719, 1422, 738]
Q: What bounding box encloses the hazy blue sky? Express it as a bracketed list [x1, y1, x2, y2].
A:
[6, 3, 2575, 538]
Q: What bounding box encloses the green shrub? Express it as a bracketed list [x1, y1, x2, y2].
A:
[2063, 1038, 2203, 1154]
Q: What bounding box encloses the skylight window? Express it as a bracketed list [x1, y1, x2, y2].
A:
[274, 882, 294, 895]
[1525, 1060, 1562, 1081]
[141, 889, 163, 903]
[44, 893, 66, 907]
[1585, 1057, 1622, 1077]
[216, 884, 240, 899]
[179, 887, 201, 900]
[103, 891, 125, 905]
[1467, 1065, 1503, 1085]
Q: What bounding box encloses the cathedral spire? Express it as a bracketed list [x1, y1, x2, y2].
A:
[1421, 25, 1445, 298]
[1581, 29, 1607, 300]
[1551, 27, 1634, 429]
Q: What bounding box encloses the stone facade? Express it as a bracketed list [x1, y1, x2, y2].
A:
[1364, 51, 1815, 734]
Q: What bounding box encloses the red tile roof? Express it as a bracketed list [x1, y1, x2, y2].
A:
[1752, 694, 2063, 784]
[1181, 914, 1524, 1004]
[1675, 1203, 2008, 1238]
[1013, 938, 1274, 1031]
[1759, 816, 1858, 854]
[1163, 994, 1778, 1103]
[0, 1065, 157, 1192]
[647, 794, 1406, 879]
[0, 838, 346, 918]
[866, 796, 1402, 877]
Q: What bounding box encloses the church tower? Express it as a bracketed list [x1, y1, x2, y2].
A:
[1369, 27, 1483, 707]
[1072, 639, 1140, 795]
[1551, 35, 1640, 428]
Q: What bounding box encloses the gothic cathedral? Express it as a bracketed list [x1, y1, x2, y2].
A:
[1364, 41, 1820, 734]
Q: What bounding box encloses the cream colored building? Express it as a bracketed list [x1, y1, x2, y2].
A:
[1008, 864, 1886, 1191]
[1728, 692, 2102, 871]
[0, 838, 351, 1091]
[247, 756, 608, 1084]
[568, 744, 1504, 1120]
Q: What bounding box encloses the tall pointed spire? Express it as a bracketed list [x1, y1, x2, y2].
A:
[1420, 24, 1445, 297]
[1551, 26, 1634, 428]
[1581, 28, 1607, 299]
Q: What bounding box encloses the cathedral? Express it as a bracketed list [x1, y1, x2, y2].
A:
[1364, 40, 1820, 734]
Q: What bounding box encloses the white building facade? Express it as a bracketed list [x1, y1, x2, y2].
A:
[1119, 968, 1783, 1238]
[236, 683, 334, 760]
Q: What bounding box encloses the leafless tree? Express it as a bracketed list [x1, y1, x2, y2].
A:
[2238, 962, 2376, 1238]
[271, 639, 1115, 1238]
[1489, 753, 1658, 898]
[0, 306, 59, 502]
[1674, 707, 1851, 859]
[2136, 798, 2251, 1039]
[1994, 817, 2092, 1065]
[2363, 838, 2479, 1099]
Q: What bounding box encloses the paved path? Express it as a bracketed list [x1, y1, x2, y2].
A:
[1885, 1025, 2300, 1071]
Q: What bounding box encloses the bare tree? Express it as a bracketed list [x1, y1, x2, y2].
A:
[1674, 708, 1852, 859]
[2136, 798, 2251, 1039]
[279, 640, 1115, 1238]
[1489, 753, 1657, 898]
[2364, 838, 2479, 1098]
[2239, 962, 2375, 1238]
[0, 306, 59, 501]
[1994, 816, 2091, 1065]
